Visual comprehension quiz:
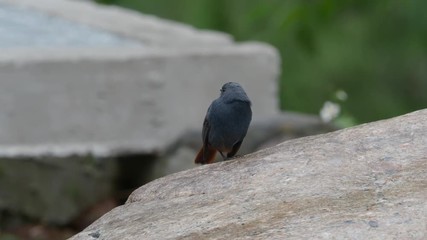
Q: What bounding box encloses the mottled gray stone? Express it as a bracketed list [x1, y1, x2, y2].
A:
[70, 109, 427, 240]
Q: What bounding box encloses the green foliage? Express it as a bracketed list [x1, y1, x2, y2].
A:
[0, 234, 20, 240]
[97, 0, 427, 124]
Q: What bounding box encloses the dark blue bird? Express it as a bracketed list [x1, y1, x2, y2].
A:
[195, 82, 252, 164]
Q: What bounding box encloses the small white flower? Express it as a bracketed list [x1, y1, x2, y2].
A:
[320, 101, 341, 123]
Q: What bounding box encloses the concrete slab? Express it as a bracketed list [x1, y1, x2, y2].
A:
[0, 45, 279, 156]
[0, 0, 280, 157]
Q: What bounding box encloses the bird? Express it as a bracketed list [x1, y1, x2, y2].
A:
[194, 82, 252, 164]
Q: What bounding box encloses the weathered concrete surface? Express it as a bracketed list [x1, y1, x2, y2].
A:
[0, 156, 116, 226]
[0, 0, 279, 154]
[70, 109, 427, 240]
[0, 44, 279, 152]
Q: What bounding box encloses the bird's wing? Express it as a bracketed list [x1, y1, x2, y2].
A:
[202, 117, 210, 150]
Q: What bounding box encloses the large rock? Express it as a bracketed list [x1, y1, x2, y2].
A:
[70, 109, 427, 239]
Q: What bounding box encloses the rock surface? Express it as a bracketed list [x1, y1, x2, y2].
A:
[70, 109, 427, 240]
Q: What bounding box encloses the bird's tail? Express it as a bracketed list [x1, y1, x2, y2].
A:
[194, 146, 217, 164]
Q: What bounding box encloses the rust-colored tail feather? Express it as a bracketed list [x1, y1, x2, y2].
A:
[194, 146, 217, 164]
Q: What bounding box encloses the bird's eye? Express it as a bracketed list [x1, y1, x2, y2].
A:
[220, 88, 225, 93]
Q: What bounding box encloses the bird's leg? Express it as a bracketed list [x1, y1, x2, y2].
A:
[219, 151, 226, 161]
[220, 151, 239, 161]
[227, 141, 242, 159]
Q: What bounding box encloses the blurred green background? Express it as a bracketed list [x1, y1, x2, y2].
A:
[97, 0, 427, 126]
